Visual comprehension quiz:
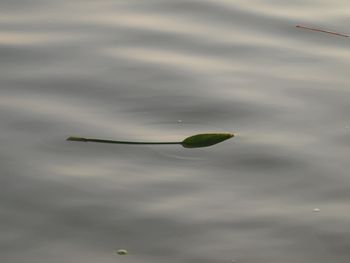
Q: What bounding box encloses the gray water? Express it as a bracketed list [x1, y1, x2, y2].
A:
[1, 1, 350, 262]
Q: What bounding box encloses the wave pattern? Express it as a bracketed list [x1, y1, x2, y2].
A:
[1, 1, 350, 263]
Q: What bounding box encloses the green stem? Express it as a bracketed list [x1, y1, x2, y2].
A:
[67, 136, 181, 145]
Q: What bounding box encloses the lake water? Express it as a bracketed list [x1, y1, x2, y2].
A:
[1, 1, 350, 262]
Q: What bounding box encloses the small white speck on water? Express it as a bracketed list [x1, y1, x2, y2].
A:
[115, 249, 128, 255]
[345, 125, 349, 129]
[313, 208, 320, 212]
[177, 119, 182, 123]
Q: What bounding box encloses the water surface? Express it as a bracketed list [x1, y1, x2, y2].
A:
[1, 1, 350, 262]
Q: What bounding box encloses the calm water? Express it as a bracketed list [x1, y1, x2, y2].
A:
[1, 1, 350, 262]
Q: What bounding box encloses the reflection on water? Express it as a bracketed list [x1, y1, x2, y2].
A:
[1, 0, 350, 262]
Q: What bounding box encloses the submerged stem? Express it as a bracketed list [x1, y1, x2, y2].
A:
[67, 136, 181, 145]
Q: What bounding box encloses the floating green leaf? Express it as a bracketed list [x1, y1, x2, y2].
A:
[67, 133, 234, 148]
[181, 133, 234, 148]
